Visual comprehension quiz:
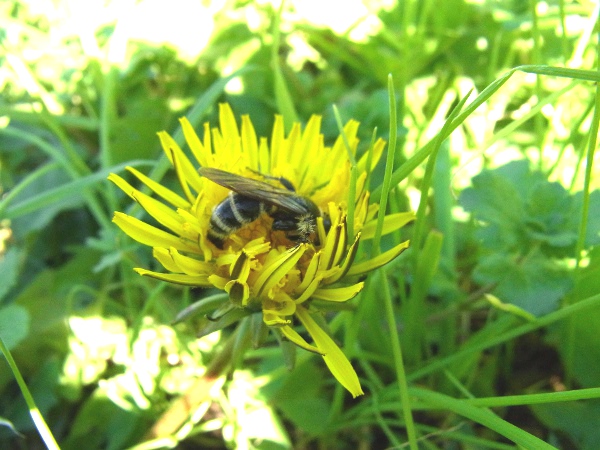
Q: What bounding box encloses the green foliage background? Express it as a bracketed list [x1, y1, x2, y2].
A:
[1, 0, 600, 448]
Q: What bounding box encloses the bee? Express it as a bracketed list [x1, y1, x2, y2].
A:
[198, 167, 323, 248]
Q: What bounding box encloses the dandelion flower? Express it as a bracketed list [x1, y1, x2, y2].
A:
[109, 104, 414, 397]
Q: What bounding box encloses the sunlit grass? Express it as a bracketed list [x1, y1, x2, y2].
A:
[1, 0, 599, 448]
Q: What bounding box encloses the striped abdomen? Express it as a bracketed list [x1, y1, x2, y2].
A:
[207, 192, 272, 248]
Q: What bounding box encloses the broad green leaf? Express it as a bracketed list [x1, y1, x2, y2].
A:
[526, 181, 577, 247]
[0, 305, 30, 350]
[459, 160, 530, 249]
[473, 251, 572, 316]
[459, 160, 599, 254]
[532, 401, 600, 450]
[0, 248, 21, 302]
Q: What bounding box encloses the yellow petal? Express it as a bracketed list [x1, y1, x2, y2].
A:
[258, 137, 270, 174]
[319, 222, 343, 272]
[208, 274, 229, 290]
[230, 250, 251, 282]
[176, 208, 204, 235]
[356, 137, 386, 172]
[254, 245, 306, 298]
[294, 115, 323, 190]
[311, 163, 350, 207]
[353, 190, 370, 230]
[263, 296, 296, 317]
[132, 191, 189, 237]
[241, 115, 259, 170]
[279, 325, 324, 355]
[112, 212, 198, 254]
[324, 232, 360, 285]
[210, 108, 244, 165]
[225, 280, 249, 305]
[331, 119, 359, 166]
[169, 144, 196, 204]
[313, 282, 364, 302]
[202, 122, 211, 161]
[361, 212, 416, 239]
[125, 166, 191, 209]
[347, 239, 410, 276]
[169, 247, 214, 275]
[316, 216, 328, 251]
[108, 173, 139, 200]
[134, 268, 210, 286]
[180, 117, 208, 168]
[295, 251, 321, 293]
[158, 131, 204, 196]
[295, 307, 363, 397]
[293, 276, 323, 304]
[153, 248, 181, 273]
[270, 115, 285, 169]
[243, 238, 271, 257]
[278, 123, 300, 169]
[331, 221, 348, 267]
[264, 313, 292, 327]
[219, 103, 241, 146]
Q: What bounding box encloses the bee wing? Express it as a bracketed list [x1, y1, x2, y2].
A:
[199, 167, 308, 215]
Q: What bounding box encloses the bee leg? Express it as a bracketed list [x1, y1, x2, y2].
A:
[207, 233, 225, 249]
[274, 176, 295, 192]
[270, 213, 298, 232]
[270, 213, 302, 241]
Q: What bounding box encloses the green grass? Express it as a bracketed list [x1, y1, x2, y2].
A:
[1, 0, 600, 448]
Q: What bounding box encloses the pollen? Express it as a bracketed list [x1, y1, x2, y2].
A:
[237, 215, 273, 245]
